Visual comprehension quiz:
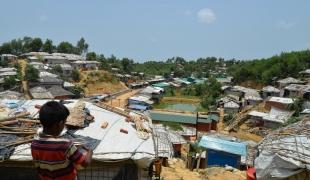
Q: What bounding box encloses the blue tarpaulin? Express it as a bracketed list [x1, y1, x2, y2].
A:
[128, 104, 148, 110]
[198, 136, 247, 156]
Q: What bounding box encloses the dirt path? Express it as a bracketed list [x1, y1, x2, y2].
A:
[107, 89, 141, 108]
[19, 59, 31, 100]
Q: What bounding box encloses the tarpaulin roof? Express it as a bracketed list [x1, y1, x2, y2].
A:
[255, 118, 310, 179]
[128, 104, 148, 110]
[1, 100, 156, 168]
[198, 136, 247, 156]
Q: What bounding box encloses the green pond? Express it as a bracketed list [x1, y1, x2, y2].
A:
[155, 102, 202, 112]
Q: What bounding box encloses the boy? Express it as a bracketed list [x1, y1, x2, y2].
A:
[31, 101, 93, 180]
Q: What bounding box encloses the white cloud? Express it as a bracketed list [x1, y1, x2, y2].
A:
[39, 14, 48, 22]
[197, 8, 216, 24]
[276, 20, 295, 29]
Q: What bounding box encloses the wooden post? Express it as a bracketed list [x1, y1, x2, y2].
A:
[196, 112, 198, 138]
[196, 150, 202, 170]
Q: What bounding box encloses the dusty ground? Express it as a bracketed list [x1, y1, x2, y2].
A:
[161, 158, 201, 180]
[239, 80, 264, 90]
[107, 89, 141, 108]
[78, 70, 127, 96]
[230, 124, 263, 142]
[218, 106, 264, 142]
[161, 158, 246, 180]
[200, 167, 246, 180]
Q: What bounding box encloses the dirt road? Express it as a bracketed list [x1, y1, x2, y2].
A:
[107, 89, 141, 108]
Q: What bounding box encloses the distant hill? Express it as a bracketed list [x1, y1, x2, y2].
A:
[228, 50, 310, 84]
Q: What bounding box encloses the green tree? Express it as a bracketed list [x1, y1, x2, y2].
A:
[72, 69, 81, 82]
[121, 58, 133, 73]
[57, 41, 75, 54]
[42, 39, 55, 53]
[76, 37, 89, 55]
[0, 43, 12, 54]
[22, 36, 33, 53]
[288, 98, 304, 116]
[10, 38, 23, 55]
[25, 65, 39, 82]
[52, 65, 63, 75]
[86, 52, 97, 61]
[29, 38, 43, 52]
[3, 76, 17, 89]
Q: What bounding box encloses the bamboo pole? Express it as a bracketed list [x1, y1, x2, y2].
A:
[0, 131, 36, 135]
[0, 112, 30, 122]
[0, 120, 19, 126]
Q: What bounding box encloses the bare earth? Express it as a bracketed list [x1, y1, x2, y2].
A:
[161, 159, 246, 180]
[78, 70, 127, 96]
[161, 158, 201, 180]
[108, 89, 141, 108]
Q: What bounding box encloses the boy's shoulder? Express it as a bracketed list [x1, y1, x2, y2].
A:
[31, 136, 74, 149]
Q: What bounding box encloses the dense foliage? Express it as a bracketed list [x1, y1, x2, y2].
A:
[25, 65, 39, 82]
[2, 37, 310, 86]
[0, 37, 88, 55]
[228, 50, 310, 84]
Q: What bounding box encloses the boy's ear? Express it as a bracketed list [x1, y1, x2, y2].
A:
[58, 120, 65, 126]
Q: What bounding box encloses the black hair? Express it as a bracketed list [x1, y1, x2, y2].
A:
[39, 101, 70, 128]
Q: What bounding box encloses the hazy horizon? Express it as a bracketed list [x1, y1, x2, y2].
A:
[1, 0, 310, 62]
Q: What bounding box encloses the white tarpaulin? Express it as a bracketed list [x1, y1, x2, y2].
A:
[255, 119, 310, 179]
[3, 100, 156, 168]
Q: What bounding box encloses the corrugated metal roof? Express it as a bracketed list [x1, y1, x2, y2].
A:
[262, 86, 280, 93]
[149, 111, 218, 124]
[224, 101, 240, 108]
[152, 82, 170, 88]
[268, 97, 294, 104]
[199, 136, 247, 156]
[277, 77, 304, 84]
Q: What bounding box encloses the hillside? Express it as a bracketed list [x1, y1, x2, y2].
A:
[77, 70, 127, 96]
[228, 50, 310, 84]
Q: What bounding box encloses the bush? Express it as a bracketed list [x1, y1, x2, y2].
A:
[25, 65, 39, 82]
[72, 69, 81, 82]
[285, 117, 301, 125]
[223, 113, 234, 125]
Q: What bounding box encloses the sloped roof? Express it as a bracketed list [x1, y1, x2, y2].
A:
[29, 86, 53, 99]
[255, 119, 310, 179]
[39, 76, 63, 83]
[224, 101, 240, 108]
[4, 99, 155, 166]
[277, 77, 304, 84]
[268, 97, 294, 104]
[0, 91, 23, 99]
[47, 86, 74, 97]
[199, 136, 247, 156]
[262, 86, 280, 93]
[0, 68, 17, 72]
[284, 84, 310, 92]
[149, 110, 219, 124]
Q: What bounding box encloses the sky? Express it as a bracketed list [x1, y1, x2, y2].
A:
[1, 0, 310, 62]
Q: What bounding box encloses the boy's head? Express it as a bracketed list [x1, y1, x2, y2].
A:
[39, 101, 70, 135]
